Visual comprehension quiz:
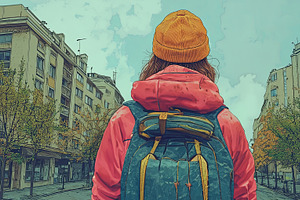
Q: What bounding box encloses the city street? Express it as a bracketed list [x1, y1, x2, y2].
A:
[28, 184, 294, 200]
[40, 188, 92, 200]
[3, 181, 296, 200]
[44, 185, 293, 200]
[43, 185, 294, 200]
[256, 184, 293, 200]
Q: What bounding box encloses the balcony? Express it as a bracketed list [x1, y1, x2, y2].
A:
[63, 68, 72, 82]
[60, 104, 69, 117]
[36, 68, 44, 78]
[61, 85, 71, 98]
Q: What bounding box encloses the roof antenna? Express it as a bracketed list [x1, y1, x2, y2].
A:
[113, 68, 117, 85]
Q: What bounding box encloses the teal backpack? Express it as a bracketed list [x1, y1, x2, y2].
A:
[121, 100, 234, 200]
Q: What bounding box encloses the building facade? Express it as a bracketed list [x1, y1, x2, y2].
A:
[88, 73, 124, 111]
[0, 4, 123, 190]
[253, 42, 300, 176]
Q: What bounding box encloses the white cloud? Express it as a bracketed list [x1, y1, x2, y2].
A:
[216, 0, 300, 85]
[217, 74, 265, 142]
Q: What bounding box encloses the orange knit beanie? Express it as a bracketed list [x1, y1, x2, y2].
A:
[153, 10, 210, 63]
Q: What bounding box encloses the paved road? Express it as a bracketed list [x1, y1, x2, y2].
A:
[40, 184, 294, 200]
[41, 188, 92, 200]
[256, 184, 293, 200]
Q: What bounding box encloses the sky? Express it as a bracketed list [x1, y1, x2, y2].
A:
[1, 0, 300, 142]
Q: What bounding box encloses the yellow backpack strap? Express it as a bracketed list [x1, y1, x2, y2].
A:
[193, 139, 209, 200]
[140, 136, 161, 200]
[159, 112, 168, 135]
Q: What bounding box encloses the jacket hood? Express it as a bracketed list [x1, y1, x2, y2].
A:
[131, 65, 224, 114]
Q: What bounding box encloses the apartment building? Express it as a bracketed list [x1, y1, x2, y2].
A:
[253, 42, 300, 175]
[88, 73, 124, 111]
[0, 4, 123, 190]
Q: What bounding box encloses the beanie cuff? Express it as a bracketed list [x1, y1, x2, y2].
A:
[153, 36, 210, 63]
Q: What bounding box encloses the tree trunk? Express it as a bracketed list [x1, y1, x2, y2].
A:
[87, 158, 91, 186]
[30, 154, 37, 196]
[261, 171, 264, 185]
[255, 170, 258, 183]
[0, 156, 6, 200]
[274, 162, 278, 189]
[266, 165, 270, 188]
[292, 165, 296, 194]
[8, 161, 12, 189]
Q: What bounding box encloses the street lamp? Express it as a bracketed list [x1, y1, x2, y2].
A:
[76, 38, 86, 55]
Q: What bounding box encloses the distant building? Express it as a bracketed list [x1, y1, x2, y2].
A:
[0, 4, 123, 190]
[88, 73, 124, 111]
[253, 42, 300, 175]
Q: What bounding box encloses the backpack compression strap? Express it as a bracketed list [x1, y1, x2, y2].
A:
[140, 136, 161, 200]
[193, 139, 208, 200]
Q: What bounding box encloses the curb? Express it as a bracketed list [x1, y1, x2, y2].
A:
[19, 186, 91, 200]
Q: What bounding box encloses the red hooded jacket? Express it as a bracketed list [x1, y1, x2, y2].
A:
[92, 65, 257, 200]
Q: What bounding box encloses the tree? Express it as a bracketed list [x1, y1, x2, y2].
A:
[0, 60, 30, 199]
[267, 99, 300, 194]
[60, 105, 115, 185]
[252, 111, 278, 187]
[22, 89, 57, 196]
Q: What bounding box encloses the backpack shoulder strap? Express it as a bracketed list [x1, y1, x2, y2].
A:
[123, 100, 149, 120]
[207, 105, 228, 118]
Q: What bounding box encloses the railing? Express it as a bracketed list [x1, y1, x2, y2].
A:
[60, 104, 69, 117]
[63, 67, 72, 82]
[61, 85, 71, 98]
[36, 68, 44, 78]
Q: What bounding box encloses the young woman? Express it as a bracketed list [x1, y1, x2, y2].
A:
[92, 10, 257, 200]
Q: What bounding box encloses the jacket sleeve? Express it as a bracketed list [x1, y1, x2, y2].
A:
[92, 106, 135, 200]
[218, 109, 257, 200]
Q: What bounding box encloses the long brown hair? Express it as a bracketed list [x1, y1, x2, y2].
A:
[139, 54, 217, 82]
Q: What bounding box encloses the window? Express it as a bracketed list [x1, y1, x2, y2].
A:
[62, 78, 68, 87]
[87, 82, 93, 92]
[35, 79, 43, 90]
[48, 87, 55, 98]
[74, 104, 81, 114]
[271, 89, 277, 97]
[96, 91, 102, 99]
[25, 159, 50, 182]
[0, 34, 12, 43]
[37, 56, 44, 71]
[61, 96, 66, 106]
[49, 64, 56, 79]
[76, 72, 83, 84]
[104, 100, 109, 109]
[0, 50, 11, 68]
[271, 73, 277, 82]
[283, 70, 288, 107]
[106, 89, 111, 95]
[79, 61, 84, 70]
[0, 51, 10, 61]
[85, 95, 93, 107]
[37, 41, 45, 51]
[75, 87, 83, 99]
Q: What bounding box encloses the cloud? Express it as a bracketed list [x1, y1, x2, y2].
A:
[216, 0, 300, 85]
[29, 0, 162, 100]
[217, 74, 265, 142]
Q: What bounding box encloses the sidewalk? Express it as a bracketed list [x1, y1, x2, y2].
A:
[256, 177, 300, 200]
[3, 180, 89, 200]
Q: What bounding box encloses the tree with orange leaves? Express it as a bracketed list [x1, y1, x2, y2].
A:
[252, 110, 278, 187]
